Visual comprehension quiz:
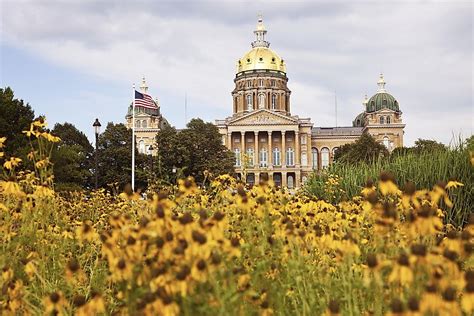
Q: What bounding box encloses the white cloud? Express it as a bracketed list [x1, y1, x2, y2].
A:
[1, 0, 472, 145]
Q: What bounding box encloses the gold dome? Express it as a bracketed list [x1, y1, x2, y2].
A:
[237, 47, 286, 73]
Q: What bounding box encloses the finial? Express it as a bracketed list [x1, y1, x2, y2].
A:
[363, 94, 368, 105]
[377, 73, 386, 93]
[251, 14, 270, 48]
[140, 76, 149, 94]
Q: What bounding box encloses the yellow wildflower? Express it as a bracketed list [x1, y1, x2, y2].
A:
[3, 157, 22, 170]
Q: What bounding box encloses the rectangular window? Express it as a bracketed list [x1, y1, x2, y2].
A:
[259, 150, 268, 167]
[273, 150, 281, 166]
[234, 149, 241, 167]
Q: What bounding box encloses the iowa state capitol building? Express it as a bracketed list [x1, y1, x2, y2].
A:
[127, 17, 405, 189]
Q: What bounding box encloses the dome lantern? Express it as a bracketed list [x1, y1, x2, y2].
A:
[366, 74, 400, 113]
[377, 73, 386, 93]
[140, 76, 149, 94]
[252, 14, 270, 48]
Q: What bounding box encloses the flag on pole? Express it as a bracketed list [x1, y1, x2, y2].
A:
[134, 90, 157, 109]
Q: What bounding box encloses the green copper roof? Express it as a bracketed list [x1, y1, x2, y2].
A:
[352, 112, 366, 127]
[366, 92, 400, 113]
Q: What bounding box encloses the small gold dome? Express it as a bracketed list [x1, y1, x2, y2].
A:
[237, 47, 286, 73]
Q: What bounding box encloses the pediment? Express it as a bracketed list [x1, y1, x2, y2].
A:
[228, 110, 298, 126]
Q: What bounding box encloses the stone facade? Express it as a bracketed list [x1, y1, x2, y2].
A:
[125, 77, 169, 155]
[216, 17, 405, 188]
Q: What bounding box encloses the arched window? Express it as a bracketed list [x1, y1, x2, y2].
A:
[271, 94, 277, 110]
[273, 147, 281, 166]
[301, 152, 307, 166]
[258, 94, 265, 109]
[234, 148, 241, 167]
[246, 148, 254, 166]
[139, 140, 145, 154]
[383, 137, 390, 149]
[136, 120, 141, 128]
[382, 99, 387, 105]
[286, 148, 295, 166]
[259, 148, 268, 167]
[287, 175, 294, 189]
[246, 94, 253, 111]
[386, 116, 391, 124]
[380, 116, 385, 124]
[321, 147, 330, 169]
[142, 120, 147, 128]
[311, 148, 318, 170]
[371, 101, 375, 111]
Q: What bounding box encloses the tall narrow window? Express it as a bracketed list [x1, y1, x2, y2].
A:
[271, 94, 277, 110]
[321, 147, 330, 169]
[246, 148, 254, 166]
[271, 80, 275, 87]
[139, 140, 145, 154]
[286, 148, 295, 166]
[380, 116, 385, 124]
[383, 137, 390, 149]
[273, 147, 281, 166]
[234, 148, 241, 167]
[258, 94, 265, 109]
[259, 79, 264, 87]
[311, 148, 318, 170]
[136, 120, 141, 128]
[386, 116, 391, 124]
[247, 81, 252, 88]
[287, 175, 294, 189]
[259, 148, 268, 167]
[142, 120, 147, 128]
[246, 94, 253, 111]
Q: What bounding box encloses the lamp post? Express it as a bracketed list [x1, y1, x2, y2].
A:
[93, 118, 101, 190]
[172, 166, 177, 184]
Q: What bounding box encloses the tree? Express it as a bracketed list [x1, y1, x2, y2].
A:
[333, 132, 389, 164]
[0, 87, 36, 162]
[97, 123, 148, 191]
[51, 123, 94, 191]
[412, 138, 447, 154]
[155, 118, 235, 185]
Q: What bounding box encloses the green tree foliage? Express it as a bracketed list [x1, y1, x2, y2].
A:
[97, 123, 147, 191]
[0, 87, 35, 161]
[412, 138, 447, 154]
[333, 132, 389, 164]
[51, 123, 94, 191]
[155, 118, 235, 185]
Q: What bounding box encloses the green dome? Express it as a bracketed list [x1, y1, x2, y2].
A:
[366, 92, 400, 113]
[352, 112, 366, 127]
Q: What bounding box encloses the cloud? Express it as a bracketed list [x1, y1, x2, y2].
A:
[1, 0, 472, 145]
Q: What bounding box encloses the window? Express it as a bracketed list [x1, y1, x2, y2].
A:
[301, 134, 307, 145]
[259, 148, 268, 167]
[247, 80, 252, 88]
[382, 99, 387, 105]
[311, 148, 318, 170]
[301, 152, 307, 166]
[259, 79, 264, 87]
[258, 94, 265, 109]
[139, 140, 145, 154]
[271, 94, 277, 109]
[136, 120, 141, 128]
[386, 116, 391, 124]
[380, 116, 385, 124]
[271, 80, 276, 87]
[234, 148, 241, 167]
[286, 148, 295, 166]
[287, 175, 294, 189]
[273, 147, 281, 166]
[142, 120, 147, 128]
[246, 148, 254, 166]
[321, 147, 330, 169]
[246, 94, 253, 111]
[383, 137, 390, 149]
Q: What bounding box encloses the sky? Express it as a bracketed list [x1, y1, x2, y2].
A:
[1, 0, 472, 146]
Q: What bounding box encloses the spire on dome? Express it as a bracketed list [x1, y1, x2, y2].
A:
[377, 73, 386, 93]
[251, 14, 270, 48]
[140, 76, 149, 94]
[362, 94, 368, 106]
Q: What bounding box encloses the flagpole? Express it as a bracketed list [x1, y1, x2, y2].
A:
[132, 83, 136, 192]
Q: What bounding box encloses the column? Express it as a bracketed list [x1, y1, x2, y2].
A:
[281, 131, 286, 167]
[255, 172, 260, 185]
[295, 170, 301, 188]
[282, 171, 287, 187]
[240, 132, 245, 159]
[295, 130, 300, 166]
[268, 131, 272, 168]
[227, 132, 232, 150]
[254, 131, 259, 167]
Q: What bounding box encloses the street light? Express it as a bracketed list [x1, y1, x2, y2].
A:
[92, 118, 101, 190]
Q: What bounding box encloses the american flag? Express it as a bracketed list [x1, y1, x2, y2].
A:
[134, 90, 157, 109]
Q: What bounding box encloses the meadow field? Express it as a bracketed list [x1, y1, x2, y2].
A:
[1, 122, 473, 315]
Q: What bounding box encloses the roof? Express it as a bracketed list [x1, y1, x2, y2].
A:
[237, 47, 286, 73]
[366, 92, 400, 113]
[312, 126, 363, 137]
